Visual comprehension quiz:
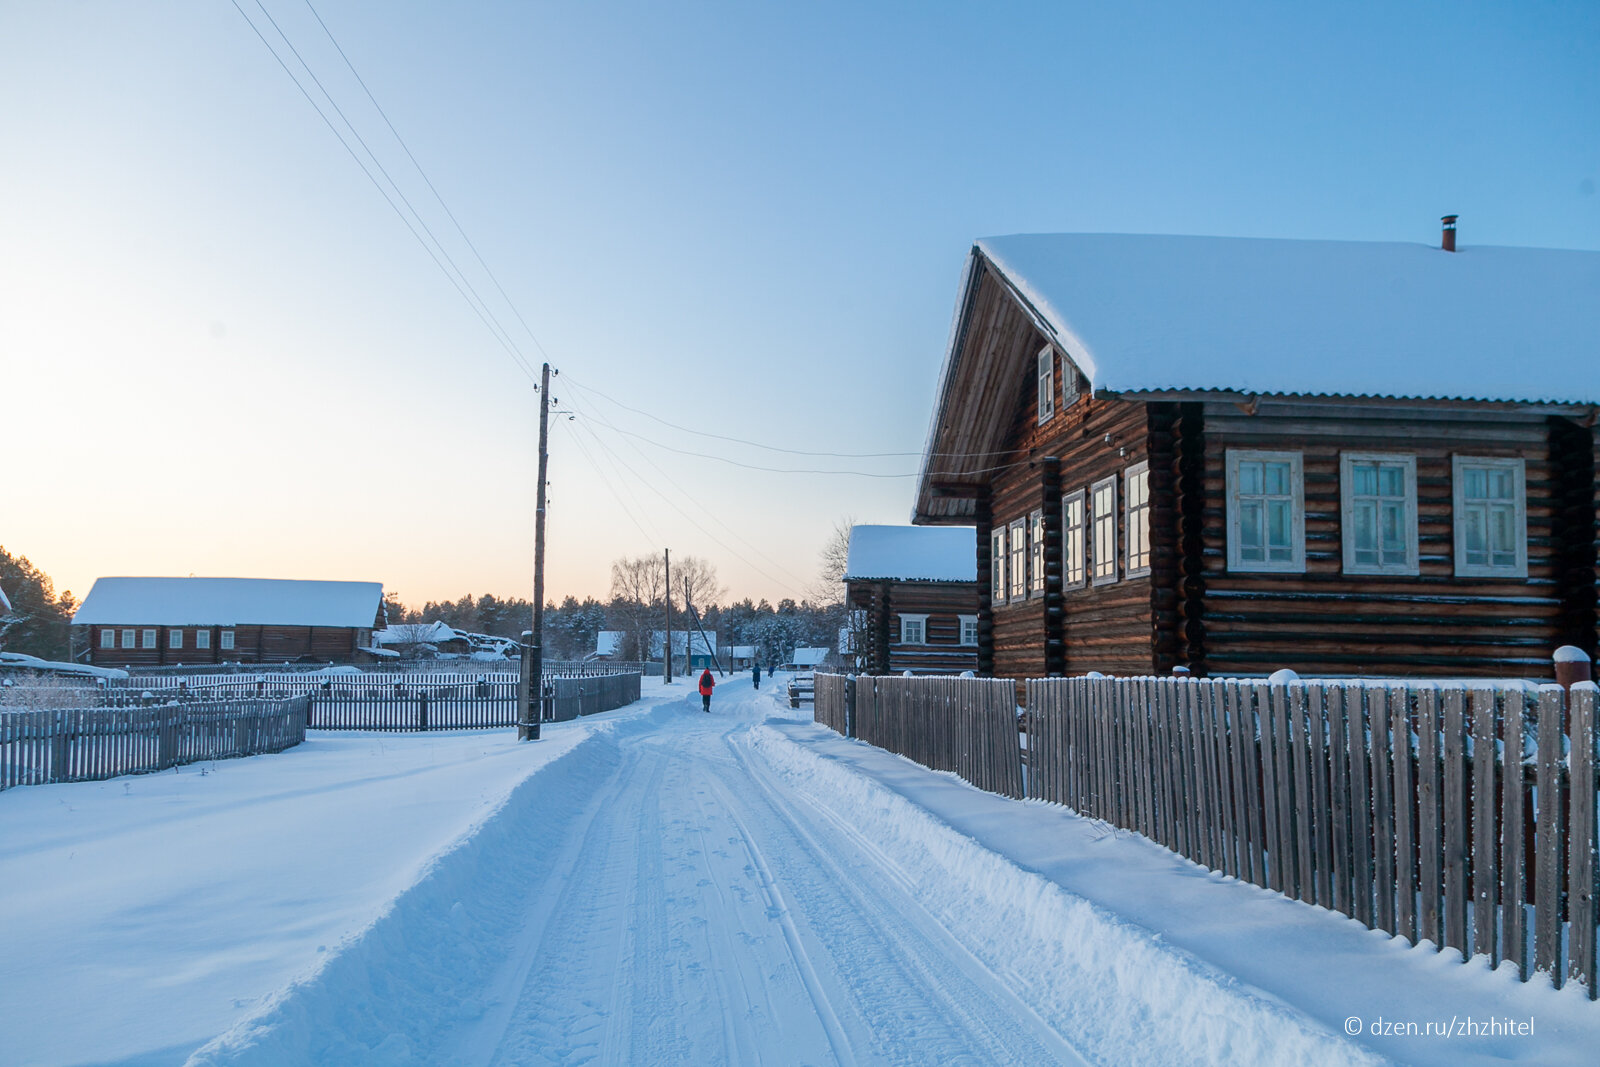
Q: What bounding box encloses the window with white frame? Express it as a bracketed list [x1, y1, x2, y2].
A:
[1008, 518, 1027, 601]
[1125, 463, 1151, 577]
[1227, 450, 1305, 572]
[121, 629, 136, 649]
[959, 614, 978, 646]
[1061, 357, 1080, 409]
[1453, 456, 1527, 577]
[1029, 509, 1046, 596]
[142, 629, 157, 649]
[1341, 453, 1418, 575]
[899, 614, 928, 645]
[1036, 346, 1054, 424]
[990, 528, 1007, 606]
[169, 629, 183, 649]
[100, 629, 116, 649]
[196, 629, 211, 649]
[1091, 476, 1118, 584]
[1063, 489, 1087, 588]
[220, 630, 235, 651]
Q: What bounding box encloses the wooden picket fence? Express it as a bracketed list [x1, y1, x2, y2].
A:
[0, 696, 308, 791]
[842, 674, 1024, 800]
[815, 672, 1600, 998]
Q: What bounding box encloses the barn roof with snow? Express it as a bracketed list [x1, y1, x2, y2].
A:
[952, 234, 1600, 405]
[73, 577, 385, 628]
[844, 525, 976, 583]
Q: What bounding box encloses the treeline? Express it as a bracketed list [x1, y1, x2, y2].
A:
[386, 591, 841, 666]
[0, 548, 78, 661]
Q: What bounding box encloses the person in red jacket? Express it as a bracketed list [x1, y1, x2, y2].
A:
[698, 668, 715, 712]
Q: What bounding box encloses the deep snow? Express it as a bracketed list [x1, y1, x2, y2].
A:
[3, 675, 1596, 1065]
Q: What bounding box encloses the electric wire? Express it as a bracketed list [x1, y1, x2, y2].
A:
[554, 414, 663, 546]
[300, 0, 555, 364]
[231, 0, 538, 384]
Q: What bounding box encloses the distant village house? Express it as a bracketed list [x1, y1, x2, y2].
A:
[843, 525, 979, 675]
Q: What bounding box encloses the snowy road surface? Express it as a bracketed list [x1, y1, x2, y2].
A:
[8, 677, 1598, 1065]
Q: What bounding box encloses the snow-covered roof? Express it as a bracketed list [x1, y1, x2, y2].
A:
[372, 621, 462, 645]
[73, 577, 384, 628]
[970, 234, 1600, 404]
[791, 647, 829, 667]
[0, 651, 128, 679]
[729, 645, 756, 658]
[596, 631, 624, 656]
[844, 525, 976, 582]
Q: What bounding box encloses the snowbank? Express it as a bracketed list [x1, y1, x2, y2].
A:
[745, 724, 1373, 1065]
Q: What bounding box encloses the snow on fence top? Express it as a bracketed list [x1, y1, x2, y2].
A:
[971, 233, 1600, 404]
[844, 524, 977, 583]
[72, 577, 384, 628]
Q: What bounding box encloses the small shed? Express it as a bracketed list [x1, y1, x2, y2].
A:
[74, 577, 385, 667]
[844, 525, 979, 675]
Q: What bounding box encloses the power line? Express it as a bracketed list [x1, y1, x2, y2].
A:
[230, 0, 538, 384]
[300, 0, 554, 363]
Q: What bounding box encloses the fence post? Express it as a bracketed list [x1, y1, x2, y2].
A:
[844, 675, 857, 738]
[418, 691, 429, 732]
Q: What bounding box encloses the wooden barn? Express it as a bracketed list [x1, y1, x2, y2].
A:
[913, 227, 1599, 680]
[74, 577, 386, 667]
[844, 524, 979, 675]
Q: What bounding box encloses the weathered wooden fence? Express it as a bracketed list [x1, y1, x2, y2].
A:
[816, 672, 1600, 998]
[87, 670, 642, 731]
[822, 674, 1024, 799]
[0, 696, 308, 791]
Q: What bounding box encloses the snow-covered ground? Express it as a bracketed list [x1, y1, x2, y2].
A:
[3, 675, 1597, 1065]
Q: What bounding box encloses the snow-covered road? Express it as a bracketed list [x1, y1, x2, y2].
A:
[10, 676, 1597, 1065]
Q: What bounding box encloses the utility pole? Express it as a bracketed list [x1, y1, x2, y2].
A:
[519, 361, 552, 741]
[662, 548, 673, 683]
[685, 575, 728, 677]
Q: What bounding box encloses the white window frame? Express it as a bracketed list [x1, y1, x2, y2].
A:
[1061, 356, 1080, 410]
[195, 629, 211, 650]
[990, 528, 1007, 606]
[1452, 456, 1527, 578]
[121, 629, 136, 649]
[1063, 488, 1087, 589]
[1091, 476, 1119, 585]
[220, 629, 236, 651]
[142, 629, 157, 649]
[1029, 508, 1046, 597]
[958, 614, 978, 646]
[1124, 462, 1152, 578]
[169, 628, 183, 650]
[1226, 449, 1306, 574]
[1036, 346, 1054, 424]
[1008, 518, 1028, 601]
[100, 629, 116, 649]
[899, 613, 929, 646]
[1340, 452, 1419, 576]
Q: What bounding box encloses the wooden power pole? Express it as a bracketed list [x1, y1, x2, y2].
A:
[519, 361, 552, 741]
[663, 548, 673, 683]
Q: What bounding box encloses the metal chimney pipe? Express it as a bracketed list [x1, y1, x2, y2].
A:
[1441, 214, 1458, 252]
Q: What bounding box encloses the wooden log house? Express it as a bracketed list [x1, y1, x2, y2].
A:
[844, 524, 979, 675]
[913, 228, 1599, 679]
[73, 577, 386, 667]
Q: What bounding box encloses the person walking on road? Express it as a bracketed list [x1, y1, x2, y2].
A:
[752, 664, 761, 689]
[698, 668, 715, 712]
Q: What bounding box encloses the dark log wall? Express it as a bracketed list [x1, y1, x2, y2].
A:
[975, 492, 994, 676]
[1549, 416, 1599, 661]
[1198, 398, 1577, 678]
[845, 580, 980, 675]
[990, 381, 1155, 678]
[88, 625, 365, 666]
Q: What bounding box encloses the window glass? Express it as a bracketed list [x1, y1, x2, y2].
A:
[142, 629, 157, 649]
[1125, 465, 1151, 574]
[1237, 458, 1297, 564]
[1456, 458, 1524, 573]
[122, 629, 136, 649]
[1036, 347, 1054, 422]
[991, 529, 1006, 605]
[1347, 458, 1411, 569]
[900, 616, 925, 644]
[170, 629, 183, 649]
[1091, 478, 1118, 583]
[221, 630, 235, 651]
[1063, 491, 1087, 587]
[100, 629, 116, 649]
[1009, 521, 1027, 600]
[1029, 510, 1045, 595]
[196, 629, 211, 649]
[959, 615, 978, 645]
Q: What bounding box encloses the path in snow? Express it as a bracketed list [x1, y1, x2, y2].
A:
[448, 680, 1084, 1066]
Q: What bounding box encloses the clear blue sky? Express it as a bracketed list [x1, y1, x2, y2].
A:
[3, 1, 1595, 608]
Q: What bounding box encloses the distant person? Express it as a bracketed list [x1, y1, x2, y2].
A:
[752, 664, 761, 689]
[698, 668, 715, 712]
